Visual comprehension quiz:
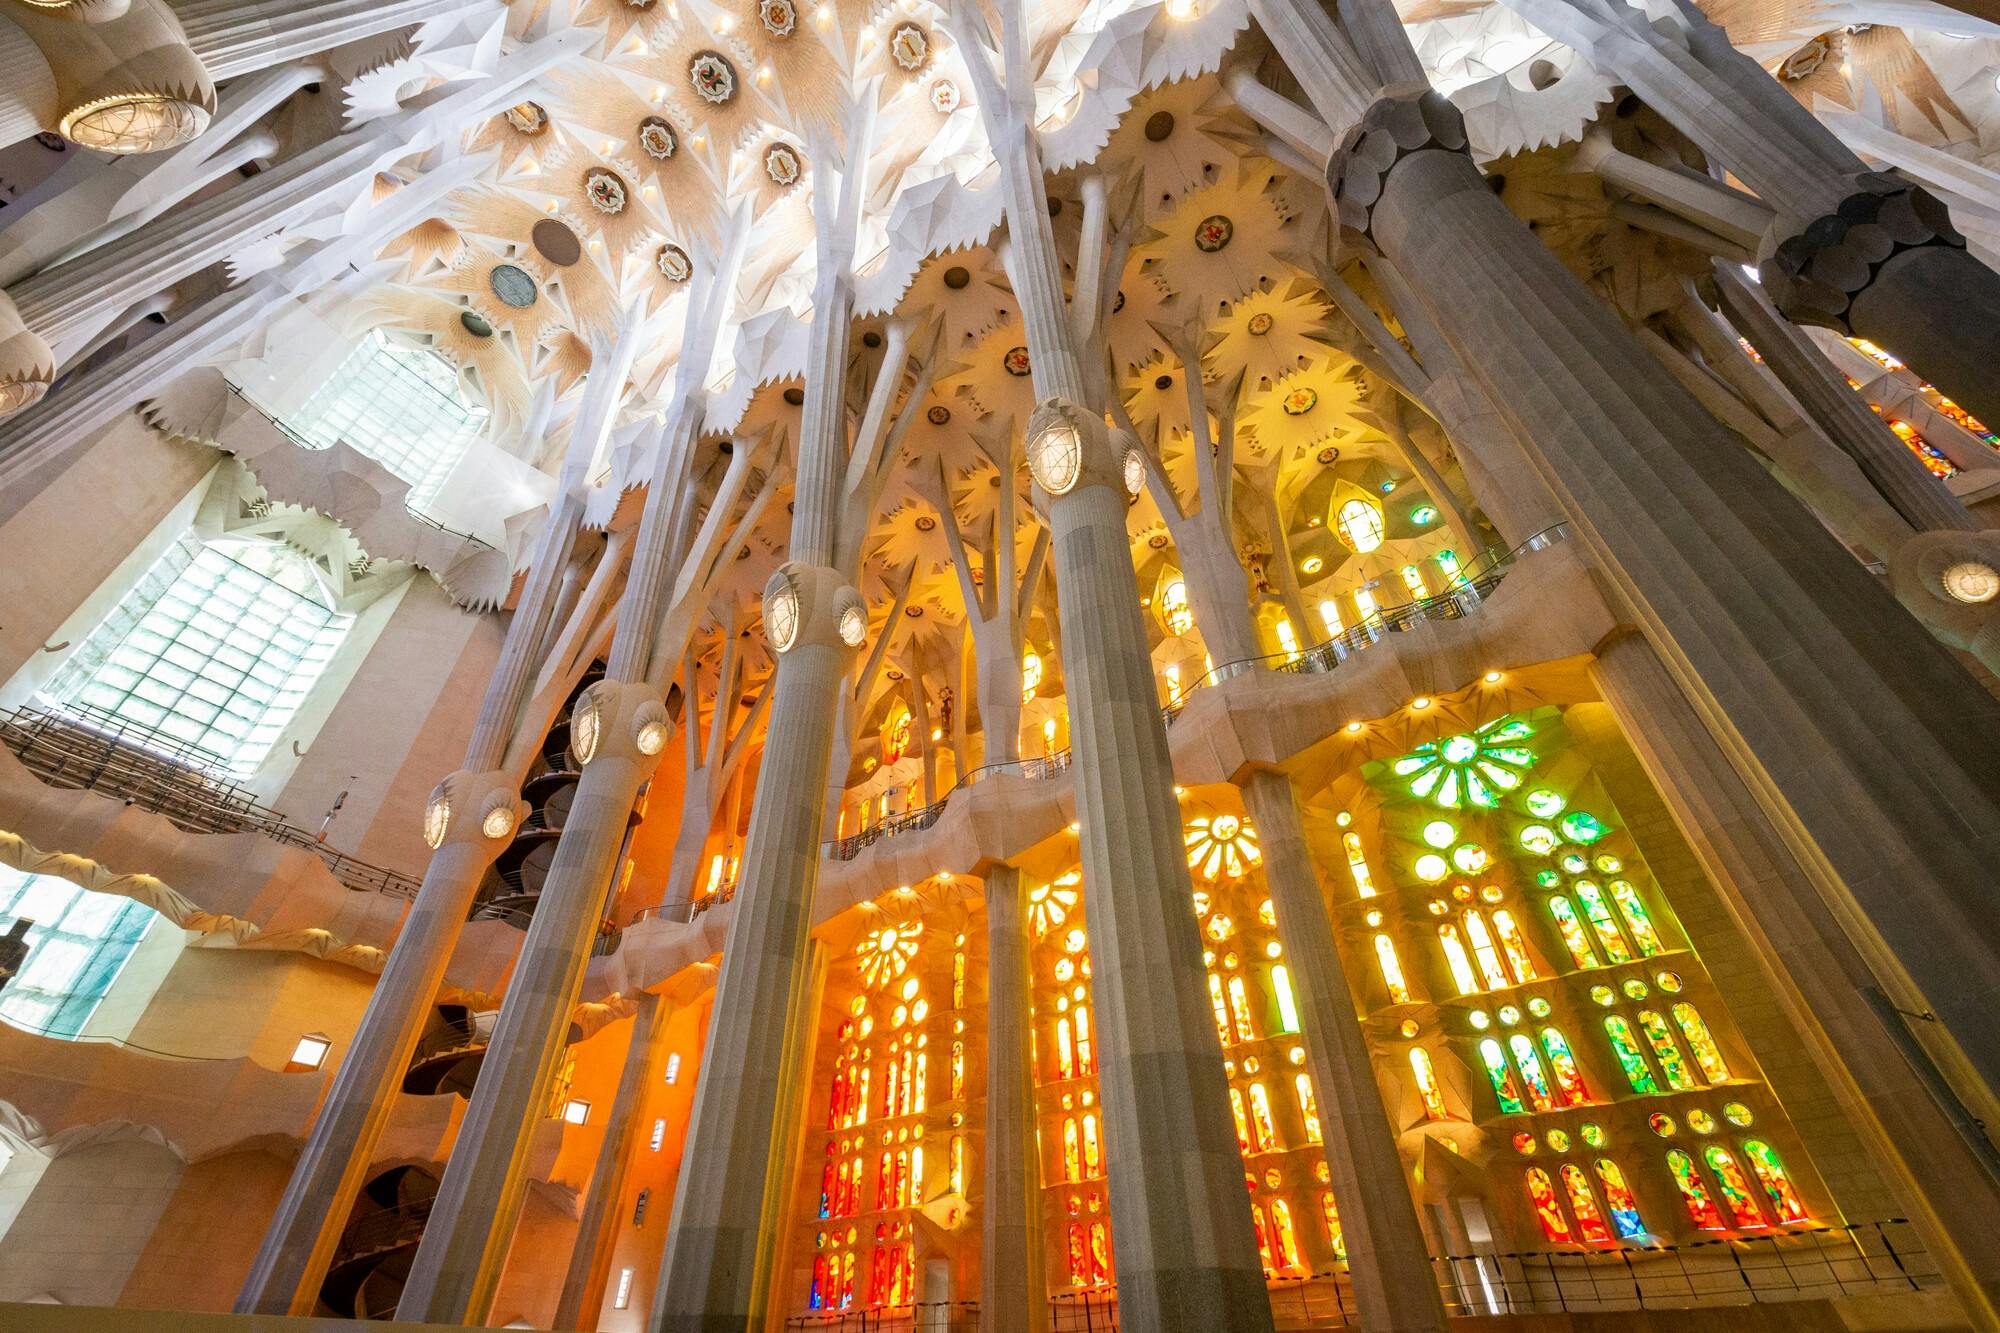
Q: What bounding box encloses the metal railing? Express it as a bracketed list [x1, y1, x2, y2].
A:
[409, 1016, 483, 1069]
[822, 525, 1572, 862]
[1, 704, 422, 898]
[222, 381, 491, 549]
[332, 1196, 433, 1270]
[469, 898, 625, 954]
[629, 881, 738, 927]
[784, 1301, 981, 1331]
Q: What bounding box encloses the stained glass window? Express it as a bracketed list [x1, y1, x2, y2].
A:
[1547, 897, 1599, 969]
[1480, 1038, 1526, 1113]
[1410, 1047, 1447, 1120]
[1229, 1088, 1253, 1154]
[1671, 1003, 1730, 1083]
[1464, 912, 1513, 989]
[1271, 965, 1301, 1034]
[1374, 934, 1410, 1004]
[1321, 1191, 1346, 1261]
[1081, 1114, 1102, 1177]
[1389, 716, 1535, 809]
[1227, 976, 1258, 1042]
[1056, 1017, 1076, 1079]
[1439, 924, 1480, 994]
[44, 538, 352, 773]
[1702, 1145, 1767, 1227]
[1508, 1033, 1556, 1112]
[1602, 1016, 1659, 1093]
[1538, 1027, 1590, 1106]
[1571, 883, 1634, 963]
[1269, 1199, 1303, 1270]
[1336, 498, 1386, 553]
[1294, 1073, 1322, 1143]
[1207, 973, 1233, 1047]
[1491, 909, 1537, 980]
[1593, 1159, 1646, 1238]
[1526, 1168, 1572, 1242]
[1247, 1083, 1280, 1152]
[1637, 1009, 1696, 1090]
[291, 329, 488, 511]
[1741, 1141, 1808, 1223]
[1399, 564, 1428, 600]
[1560, 1163, 1614, 1243]
[0, 867, 161, 1038]
[1062, 1118, 1082, 1183]
[1667, 1149, 1726, 1229]
[1343, 832, 1376, 897]
[1609, 881, 1661, 955]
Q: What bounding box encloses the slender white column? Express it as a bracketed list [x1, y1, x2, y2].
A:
[1240, 771, 1448, 1332]
[1573, 132, 1773, 252]
[981, 864, 1045, 1333]
[235, 480, 587, 1316]
[554, 991, 674, 1330]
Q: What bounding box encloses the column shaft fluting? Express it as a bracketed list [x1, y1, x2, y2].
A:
[981, 863, 1045, 1333]
[1239, 770, 1447, 1332]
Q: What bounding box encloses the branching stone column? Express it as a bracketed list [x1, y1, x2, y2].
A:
[948, 5, 1271, 1320]
[1588, 632, 2000, 1324]
[1495, 0, 2000, 422]
[235, 393, 605, 1315]
[1296, 67, 2000, 1120]
[555, 989, 676, 1331]
[1239, 770, 1448, 1331]
[981, 862, 1045, 1333]
[395, 251, 749, 1318]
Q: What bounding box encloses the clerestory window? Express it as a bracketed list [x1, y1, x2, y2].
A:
[0, 865, 160, 1039]
[290, 330, 488, 511]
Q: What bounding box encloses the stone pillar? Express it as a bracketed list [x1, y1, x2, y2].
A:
[235, 490, 584, 1316]
[555, 990, 674, 1331]
[1239, 770, 1447, 1333]
[1714, 266, 1980, 535]
[396, 382, 677, 1324]
[1588, 631, 2000, 1324]
[1324, 82, 2000, 1120]
[177, 0, 469, 78]
[981, 863, 1045, 1333]
[650, 625, 850, 1330]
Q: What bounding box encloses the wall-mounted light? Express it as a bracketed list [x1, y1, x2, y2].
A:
[287, 1033, 332, 1072]
[562, 1098, 592, 1125]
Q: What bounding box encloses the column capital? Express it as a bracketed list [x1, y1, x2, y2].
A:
[1325, 88, 1470, 244]
[422, 768, 527, 852]
[0, 290, 54, 418]
[1025, 398, 1142, 514]
[568, 678, 673, 768]
[762, 560, 866, 654]
[1759, 173, 1966, 333]
[1887, 528, 2000, 670]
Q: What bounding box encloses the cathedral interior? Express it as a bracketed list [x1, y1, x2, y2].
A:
[3, 0, 2000, 1328]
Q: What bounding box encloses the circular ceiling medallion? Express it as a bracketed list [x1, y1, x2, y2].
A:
[1148, 533, 1169, 549]
[765, 143, 802, 187]
[489, 263, 539, 307]
[460, 310, 494, 338]
[690, 51, 738, 104]
[1144, 110, 1176, 141]
[504, 101, 548, 135]
[639, 116, 676, 160]
[759, 0, 797, 36]
[942, 266, 970, 290]
[915, 515, 938, 531]
[783, 386, 805, 405]
[532, 218, 581, 266]
[1113, 290, 1126, 312]
[658, 243, 692, 282]
[1247, 311, 1274, 336]
[891, 22, 930, 70]
[584, 167, 628, 214]
[1193, 214, 1234, 252]
[1317, 446, 1339, 465]
[927, 404, 952, 425]
[930, 80, 960, 114]
[1003, 346, 1031, 377]
[1153, 374, 1173, 390]
[903, 605, 924, 617]
[1282, 387, 1318, 416]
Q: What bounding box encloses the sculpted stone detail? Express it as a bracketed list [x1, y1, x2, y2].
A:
[1760, 173, 1967, 333]
[1325, 89, 1470, 243]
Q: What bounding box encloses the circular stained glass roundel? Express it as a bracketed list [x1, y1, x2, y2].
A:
[489, 263, 538, 308]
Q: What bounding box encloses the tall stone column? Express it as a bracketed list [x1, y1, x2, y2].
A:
[1588, 632, 2000, 1324]
[953, 11, 1270, 1306]
[1496, 0, 2000, 422]
[235, 483, 588, 1316]
[1239, 770, 1447, 1333]
[396, 375, 689, 1324]
[1257, 0, 2000, 1124]
[177, 0, 469, 78]
[555, 990, 675, 1331]
[981, 863, 1045, 1333]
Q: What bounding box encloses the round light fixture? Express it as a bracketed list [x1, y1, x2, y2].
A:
[571, 696, 603, 765]
[636, 721, 668, 755]
[764, 570, 802, 652]
[1943, 560, 2000, 604]
[423, 793, 451, 849]
[838, 603, 867, 648]
[1028, 412, 1085, 496]
[1122, 447, 1145, 496]
[482, 805, 516, 839]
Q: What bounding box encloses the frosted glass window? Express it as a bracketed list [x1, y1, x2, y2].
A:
[43, 538, 351, 773]
[290, 330, 488, 510]
[0, 864, 159, 1039]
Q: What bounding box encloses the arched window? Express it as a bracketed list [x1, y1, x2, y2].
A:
[1671, 1003, 1730, 1083]
[1226, 975, 1257, 1043]
[1665, 1149, 1726, 1230]
[0, 866, 161, 1038]
[1741, 1141, 1809, 1223]
[1636, 1010, 1697, 1090]
[1592, 1159, 1646, 1238]
[1374, 934, 1410, 1004]
[1609, 880, 1661, 954]
[1463, 911, 1513, 989]
[1547, 897, 1600, 969]
[1701, 1145, 1767, 1227]
[1207, 972, 1233, 1046]
[1525, 1168, 1572, 1242]
[43, 537, 351, 773]
[1228, 1087, 1253, 1154]
[1294, 1073, 1322, 1143]
[1602, 1015, 1659, 1093]
[1559, 1164, 1613, 1243]
[1246, 1082, 1280, 1152]
[1268, 1199, 1303, 1270]
[1438, 923, 1480, 994]
[1270, 964, 1301, 1034]
[1073, 1007, 1095, 1076]
[1570, 882, 1634, 962]
[1335, 497, 1386, 553]
[292, 329, 488, 510]
[1343, 832, 1376, 897]
[1538, 1027, 1590, 1106]
[1410, 1047, 1448, 1120]
[1507, 1033, 1555, 1111]
[1479, 1037, 1525, 1114]
[1490, 909, 1537, 980]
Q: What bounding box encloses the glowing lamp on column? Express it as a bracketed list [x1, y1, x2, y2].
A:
[634, 698, 673, 756]
[1122, 446, 1145, 496]
[835, 586, 868, 648]
[1943, 561, 2000, 604]
[480, 791, 518, 840]
[571, 693, 603, 765]
[1027, 402, 1085, 496]
[764, 567, 802, 652]
[422, 787, 452, 849]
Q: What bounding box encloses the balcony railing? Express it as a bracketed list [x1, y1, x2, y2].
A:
[822, 525, 1572, 862]
[0, 704, 421, 898]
